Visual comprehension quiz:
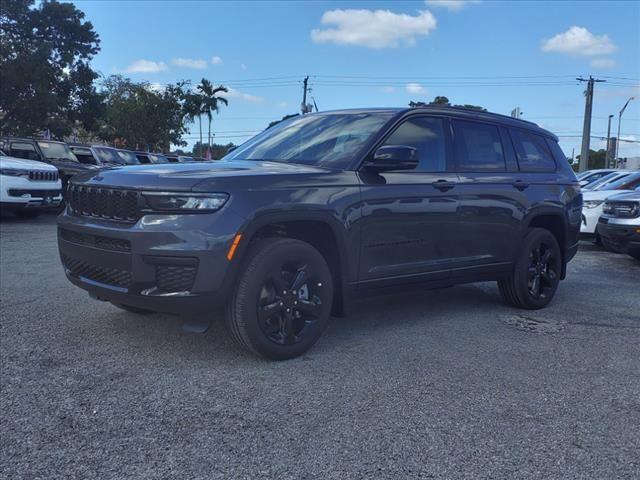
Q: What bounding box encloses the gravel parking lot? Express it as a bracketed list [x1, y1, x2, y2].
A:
[1, 214, 639, 479]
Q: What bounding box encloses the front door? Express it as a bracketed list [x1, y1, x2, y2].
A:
[357, 115, 460, 285]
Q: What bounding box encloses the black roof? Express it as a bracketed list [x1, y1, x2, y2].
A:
[312, 106, 556, 140]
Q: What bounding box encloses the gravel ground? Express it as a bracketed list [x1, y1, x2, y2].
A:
[1, 214, 639, 480]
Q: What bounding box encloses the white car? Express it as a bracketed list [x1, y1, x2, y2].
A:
[580, 171, 640, 238]
[577, 169, 619, 187]
[0, 153, 63, 218]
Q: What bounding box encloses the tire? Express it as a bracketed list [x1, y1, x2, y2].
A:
[110, 302, 154, 315]
[13, 210, 40, 219]
[498, 228, 562, 310]
[600, 236, 625, 254]
[225, 238, 333, 360]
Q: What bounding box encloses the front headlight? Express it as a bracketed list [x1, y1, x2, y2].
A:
[583, 200, 604, 209]
[142, 192, 229, 213]
[0, 168, 29, 178]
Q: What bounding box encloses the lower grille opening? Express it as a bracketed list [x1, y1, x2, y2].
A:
[60, 228, 131, 253]
[62, 254, 131, 289]
[156, 265, 197, 292]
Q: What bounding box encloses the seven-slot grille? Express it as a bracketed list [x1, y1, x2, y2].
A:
[603, 201, 640, 218]
[67, 184, 141, 222]
[28, 170, 58, 181]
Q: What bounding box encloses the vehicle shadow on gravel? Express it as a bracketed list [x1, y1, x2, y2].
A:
[100, 283, 506, 364]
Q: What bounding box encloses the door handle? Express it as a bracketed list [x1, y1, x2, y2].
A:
[432, 179, 455, 191]
[512, 180, 530, 191]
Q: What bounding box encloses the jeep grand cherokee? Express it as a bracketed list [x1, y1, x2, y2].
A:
[57, 107, 582, 360]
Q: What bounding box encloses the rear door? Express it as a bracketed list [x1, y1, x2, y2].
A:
[450, 119, 525, 275]
[357, 115, 460, 284]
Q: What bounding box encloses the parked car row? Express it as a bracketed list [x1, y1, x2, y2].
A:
[578, 168, 640, 260]
[0, 136, 208, 218]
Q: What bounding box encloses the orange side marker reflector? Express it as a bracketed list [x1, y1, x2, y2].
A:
[227, 234, 243, 261]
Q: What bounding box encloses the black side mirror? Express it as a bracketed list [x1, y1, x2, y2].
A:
[363, 145, 418, 172]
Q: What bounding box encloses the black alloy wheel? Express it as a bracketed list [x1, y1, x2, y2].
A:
[257, 263, 324, 346]
[526, 240, 559, 301]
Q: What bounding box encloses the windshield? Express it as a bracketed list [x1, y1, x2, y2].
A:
[224, 112, 393, 168]
[116, 150, 140, 165]
[94, 146, 125, 165]
[37, 141, 78, 162]
[149, 153, 168, 164]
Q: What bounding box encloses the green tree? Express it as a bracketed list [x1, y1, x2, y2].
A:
[100, 76, 191, 151]
[409, 96, 486, 112]
[190, 141, 236, 160]
[196, 79, 228, 156]
[184, 91, 204, 157]
[266, 113, 300, 129]
[576, 149, 607, 170]
[0, 0, 102, 137]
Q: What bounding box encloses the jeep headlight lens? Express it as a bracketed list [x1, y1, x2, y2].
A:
[0, 168, 29, 177]
[143, 192, 229, 212]
[583, 200, 603, 209]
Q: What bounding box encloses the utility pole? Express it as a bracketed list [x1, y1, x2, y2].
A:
[605, 114, 614, 168]
[301, 76, 312, 114]
[577, 76, 606, 172]
[615, 96, 635, 162]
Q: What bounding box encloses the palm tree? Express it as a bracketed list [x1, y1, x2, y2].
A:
[184, 91, 205, 157]
[197, 79, 228, 158]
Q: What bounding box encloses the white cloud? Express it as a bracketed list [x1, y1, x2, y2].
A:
[590, 57, 616, 69]
[278, 101, 289, 108]
[171, 58, 207, 69]
[146, 82, 165, 93]
[424, 0, 479, 12]
[211, 56, 223, 65]
[541, 26, 617, 57]
[406, 83, 427, 94]
[123, 59, 168, 73]
[382, 86, 396, 93]
[226, 88, 264, 103]
[311, 9, 437, 48]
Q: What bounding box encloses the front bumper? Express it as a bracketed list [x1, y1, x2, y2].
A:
[57, 207, 246, 314]
[597, 218, 640, 253]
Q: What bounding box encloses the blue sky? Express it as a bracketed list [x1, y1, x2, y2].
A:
[74, 0, 640, 157]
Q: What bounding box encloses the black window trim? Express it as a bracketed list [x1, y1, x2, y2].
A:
[358, 113, 454, 174]
[450, 118, 508, 173]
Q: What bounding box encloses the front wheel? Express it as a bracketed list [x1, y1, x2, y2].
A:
[498, 228, 562, 310]
[225, 238, 333, 360]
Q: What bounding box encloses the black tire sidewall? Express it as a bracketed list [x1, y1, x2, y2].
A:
[232, 239, 333, 360]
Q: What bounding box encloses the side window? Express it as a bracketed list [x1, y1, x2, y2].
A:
[452, 120, 506, 172]
[382, 117, 446, 172]
[511, 129, 557, 172]
[10, 142, 40, 161]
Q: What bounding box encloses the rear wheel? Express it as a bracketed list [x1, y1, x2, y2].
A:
[226, 238, 333, 360]
[498, 228, 561, 310]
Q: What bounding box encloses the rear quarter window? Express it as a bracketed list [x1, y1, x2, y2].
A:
[452, 120, 506, 172]
[510, 129, 557, 172]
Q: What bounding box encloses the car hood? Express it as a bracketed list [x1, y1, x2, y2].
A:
[604, 191, 640, 202]
[0, 156, 58, 171]
[582, 189, 635, 201]
[70, 160, 335, 190]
